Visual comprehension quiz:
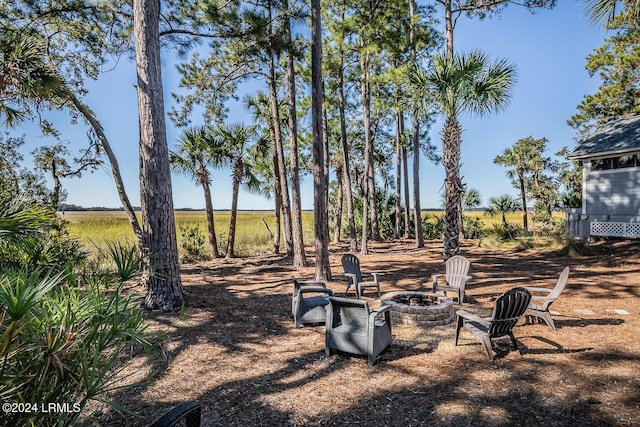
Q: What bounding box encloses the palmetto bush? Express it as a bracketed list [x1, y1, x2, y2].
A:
[0, 197, 85, 273]
[103, 240, 146, 281]
[0, 196, 151, 426]
[0, 271, 149, 426]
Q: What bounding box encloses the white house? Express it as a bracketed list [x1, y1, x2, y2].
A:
[567, 115, 640, 240]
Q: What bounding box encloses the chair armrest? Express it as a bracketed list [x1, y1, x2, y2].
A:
[370, 304, 391, 316]
[432, 274, 445, 283]
[369, 272, 381, 282]
[297, 280, 328, 288]
[530, 295, 553, 303]
[456, 309, 491, 326]
[300, 287, 333, 295]
[342, 273, 358, 284]
[358, 280, 378, 286]
[525, 286, 552, 294]
[369, 304, 391, 323]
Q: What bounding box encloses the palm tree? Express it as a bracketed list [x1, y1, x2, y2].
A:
[0, 35, 65, 127]
[0, 195, 55, 243]
[463, 187, 482, 211]
[584, 0, 640, 25]
[213, 123, 264, 259]
[494, 142, 531, 231]
[409, 51, 515, 259]
[0, 33, 143, 249]
[484, 194, 521, 227]
[171, 127, 227, 259]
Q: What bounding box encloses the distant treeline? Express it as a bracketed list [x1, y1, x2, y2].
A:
[59, 204, 241, 212]
[58, 204, 484, 212]
[58, 204, 140, 212]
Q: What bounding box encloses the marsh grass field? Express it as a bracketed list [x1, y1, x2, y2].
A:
[61, 210, 316, 258]
[61, 210, 561, 261]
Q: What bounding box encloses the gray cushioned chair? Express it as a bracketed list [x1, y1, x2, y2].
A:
[341, 254, 381, 299]
[325, 296, 392, 366]
[291, 276, 333, 328]
[455, 287, 531, 363]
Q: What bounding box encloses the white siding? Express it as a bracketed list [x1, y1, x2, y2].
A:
[585, 167, 640, 218]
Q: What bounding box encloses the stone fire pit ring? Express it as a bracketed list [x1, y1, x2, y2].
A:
[380, 291, 455, 326]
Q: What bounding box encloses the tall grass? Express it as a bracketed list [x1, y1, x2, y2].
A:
[64, 210, 565, 259]
[63, 211, 317, 258]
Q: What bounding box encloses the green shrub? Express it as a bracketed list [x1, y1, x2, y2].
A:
[179, 224, 208, 263]
[0, 270, 150, 426]
[489, 223, 523, 241]
[0, 195, 152, 425]
[463, 215, 485, 239]
[422, 215, 444, 240]
[0, 198, 85, 273]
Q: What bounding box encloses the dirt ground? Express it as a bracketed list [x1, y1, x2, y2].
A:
[93, 239, 640, 426]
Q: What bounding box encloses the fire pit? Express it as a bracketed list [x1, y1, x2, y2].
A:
[380, 291, 455, 326]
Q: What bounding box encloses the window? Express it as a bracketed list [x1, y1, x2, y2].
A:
[591, 158, 612, 170]
[591, 153, 639, 170]
[614, 154, 636, 169]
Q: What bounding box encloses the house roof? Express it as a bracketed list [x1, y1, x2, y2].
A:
[568, 115, 640, 160]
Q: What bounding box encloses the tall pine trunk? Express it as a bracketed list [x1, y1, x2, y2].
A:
[360, 47, 372, 254]
[334, 163, 344, 243]
[337, 31, 357, 253]
[402, 142, 411, 238]
[133, 0, 183, 310]
[268, 53, 293, 256]
[272, 150, 282, 254]
[312, 0, 331, 280]
[284, 0, 306, 268]
[409, 0, 423, 248]
[394, 85, 404, 239]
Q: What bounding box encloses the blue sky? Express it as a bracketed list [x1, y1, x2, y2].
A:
[15, 1, 608, 210]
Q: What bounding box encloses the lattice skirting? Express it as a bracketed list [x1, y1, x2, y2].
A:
[591, 221, 640, 238]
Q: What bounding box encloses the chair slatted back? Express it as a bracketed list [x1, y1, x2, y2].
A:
[445, 255, 470, 288]
[291, 276, 302, 314]
[543, 267, 569, 310]
[328, 296, 369, 329]
[488, 287, 531, 338]
[341, 254, 363, 284]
